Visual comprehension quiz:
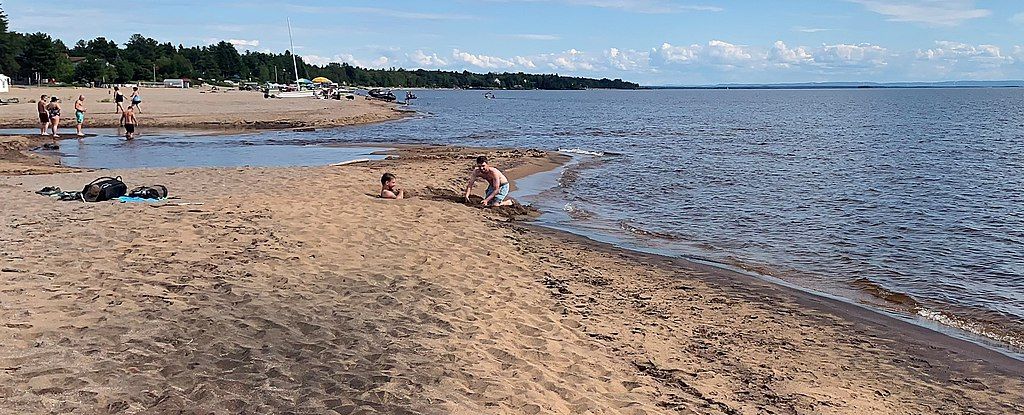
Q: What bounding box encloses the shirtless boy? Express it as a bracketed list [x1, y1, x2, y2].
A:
[380, 173, 404, 199]
[464, 156, 513, 207]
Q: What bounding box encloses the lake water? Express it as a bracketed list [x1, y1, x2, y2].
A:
[325, 89, 1024, 355]
[14, 128, 389, 169]
[27, 89, 1024, 356]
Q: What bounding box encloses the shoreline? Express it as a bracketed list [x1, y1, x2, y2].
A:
[2, 146, 1023, 412]
[0, 86, 408, 132]
[4, 126, 1021, 362]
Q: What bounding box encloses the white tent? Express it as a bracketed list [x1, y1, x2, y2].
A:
[0, 74, 10, 93]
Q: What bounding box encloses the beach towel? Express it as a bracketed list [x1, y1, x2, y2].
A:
[117, 196, 166, 203]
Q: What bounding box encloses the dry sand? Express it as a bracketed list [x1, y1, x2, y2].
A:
[0, 86, 405, 130]
[1, 147, 1022, 414]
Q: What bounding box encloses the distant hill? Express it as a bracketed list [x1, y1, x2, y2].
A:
[646, 81, 1024, 89]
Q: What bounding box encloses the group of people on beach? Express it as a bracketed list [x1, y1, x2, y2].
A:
[35, 86, 142, 140]
[379, 155, 513, 207]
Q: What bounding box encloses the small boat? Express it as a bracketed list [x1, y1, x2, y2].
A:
[405, 91, 417, 101]
[483, 92, 495, 99]
[368, 89, 397, 101]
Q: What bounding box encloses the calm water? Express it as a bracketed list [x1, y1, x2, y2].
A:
[16, 128, 389, 169]
[323, 89, 1024, 353]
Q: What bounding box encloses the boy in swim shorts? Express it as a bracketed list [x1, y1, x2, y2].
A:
[463, 156, 513, 207]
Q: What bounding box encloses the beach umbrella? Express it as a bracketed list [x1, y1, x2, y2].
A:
[297, 78, 313, 84]
[312, 76, 333, 84]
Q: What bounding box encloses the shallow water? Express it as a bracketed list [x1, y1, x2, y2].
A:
[15, 128, 389, 169]
[323, 89, 1024, 355]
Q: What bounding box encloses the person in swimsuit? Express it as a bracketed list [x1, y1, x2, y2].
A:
[113, 86, 125, 113]
[120, 106, 137, 140]
[37, 95, 50, 135]
[46, 97, 62, 138]
[130, 86, 142, 113]
[74, 95, 87, 137]
[464, 155, 513, 207]
[380, 173, 404, 199]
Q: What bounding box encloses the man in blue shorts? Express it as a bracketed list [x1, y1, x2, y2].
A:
[464, 155, 513, 207]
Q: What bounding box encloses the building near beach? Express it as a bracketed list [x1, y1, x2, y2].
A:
[163, 78, 191, 88]
[0, 74, 10, 93]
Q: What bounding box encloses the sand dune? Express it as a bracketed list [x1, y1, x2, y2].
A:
[1, 148, 1022, 414]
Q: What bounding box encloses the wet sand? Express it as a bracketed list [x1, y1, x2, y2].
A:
[0, 86, 405, 131]
[1, 146, 1022, 414]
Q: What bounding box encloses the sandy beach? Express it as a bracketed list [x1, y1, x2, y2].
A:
[1, 144, 1022, 414]
[0, 86, 405, 131]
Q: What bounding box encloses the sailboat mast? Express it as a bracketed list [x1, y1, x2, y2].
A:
[287, 18, 300, 90]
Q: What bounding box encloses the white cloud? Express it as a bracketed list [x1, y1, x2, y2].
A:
[228, 39, 260, 47]
[409, 50, 449, 67]
[550, 49, 598, 70]
[849, 0, 991, 26]
[303, 53, 392, 69]
[452, 49, 517, 69]
[916, 41, 1013, 67]
[606, 48, 648, 71]
[769, 41, 814, 67]
[814, 43, 888, 68]
[650, 40, 759, 68]
[514, 56, 538, 69]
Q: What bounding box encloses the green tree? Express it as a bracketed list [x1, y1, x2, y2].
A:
[0, 3, 21, 75]
[16, 32, 71, 82]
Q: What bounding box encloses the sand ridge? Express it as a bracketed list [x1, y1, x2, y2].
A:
[1, 148, 1022, 414]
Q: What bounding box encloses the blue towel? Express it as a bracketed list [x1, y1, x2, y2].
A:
[117, 196, 166, 203]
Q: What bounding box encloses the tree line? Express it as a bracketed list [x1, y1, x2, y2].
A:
[0, 6, 638, 90]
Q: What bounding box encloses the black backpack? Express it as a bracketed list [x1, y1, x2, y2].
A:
[82, 176, 128, 202]
[127, 185, 168, 199]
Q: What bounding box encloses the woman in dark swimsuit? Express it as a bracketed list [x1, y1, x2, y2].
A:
[114, 86, 125, 113]
[46, 97, 61, 138]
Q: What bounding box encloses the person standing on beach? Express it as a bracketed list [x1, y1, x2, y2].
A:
[380, 173, 404, 199]
[113, 86, 125, 113]
[464, 155, 513, 207]
[37, 95, 50, 135]
[45, 97, 62, 138]
[120, 106, 137, 140]
[130, 86, 142, 113]
[74, 95, 87, 137]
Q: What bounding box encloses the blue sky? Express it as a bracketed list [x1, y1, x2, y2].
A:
[5, 0, 1024, 84]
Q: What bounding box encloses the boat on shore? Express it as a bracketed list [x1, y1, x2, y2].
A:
[367, 89, 397, 102]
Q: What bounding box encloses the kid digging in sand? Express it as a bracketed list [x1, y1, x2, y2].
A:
[464, 156, 513, 207]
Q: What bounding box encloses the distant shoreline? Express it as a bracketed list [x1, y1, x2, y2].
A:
[644, 83, 1024, 90]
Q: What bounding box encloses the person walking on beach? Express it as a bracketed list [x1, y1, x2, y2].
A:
[130, 86, 142, 113]
[464, 155, 513, 207]
[380, 173, 405, 199]
[113, 86, 125, 113]
[120, 106, 138, 140]
[37, 95, 50, 135]
[45, 97, 62, 138]
[74, 95, 87, 137]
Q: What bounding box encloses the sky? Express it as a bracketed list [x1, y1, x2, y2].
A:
[4, 0, 1024, 85]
